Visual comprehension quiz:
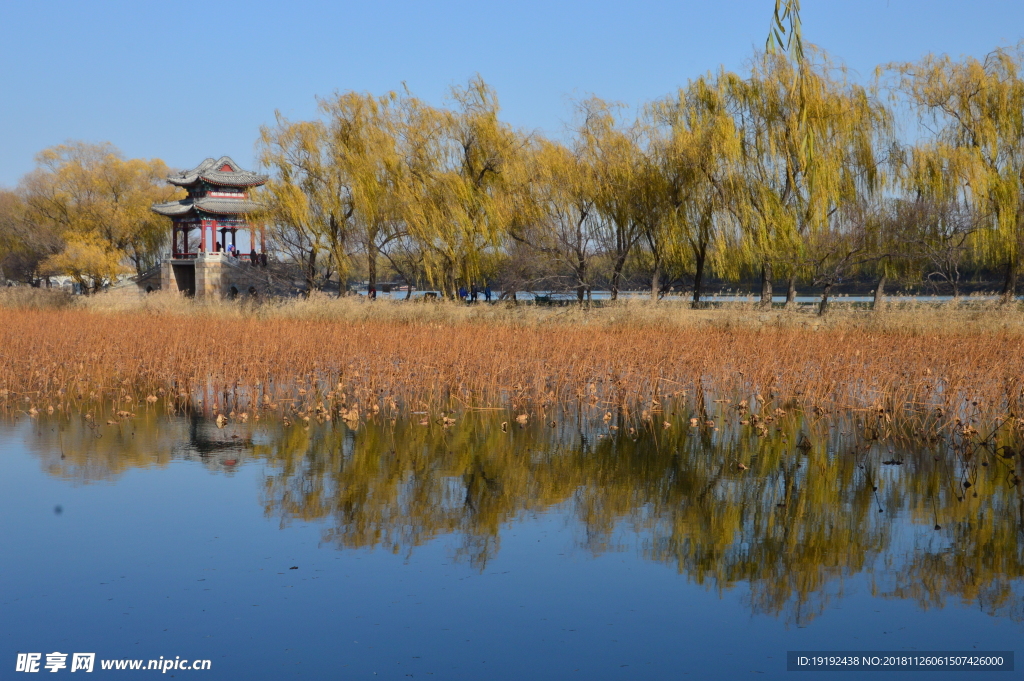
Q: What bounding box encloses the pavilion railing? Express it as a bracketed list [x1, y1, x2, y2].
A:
[166, 251, 268, 265]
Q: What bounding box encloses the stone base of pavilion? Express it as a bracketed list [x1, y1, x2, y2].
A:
[159, 252, 270, 298]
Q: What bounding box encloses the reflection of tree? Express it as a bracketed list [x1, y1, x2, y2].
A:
[874, 437, 1024, 620]
[22, 411, 250, 481]
[255, 416, 586, 569]
[23, 408, 1024, 623]
[252, 411, 1024, 625]
[631, 429, 891, 626]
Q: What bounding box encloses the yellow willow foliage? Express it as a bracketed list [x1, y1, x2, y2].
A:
[766, 0, 803, 64]
[892, 46, 1024, 269]
[518, 136, 602, 296]
[257, 116, 356, 288]
[622, 124, 670, 298]
[401, 77, 534, 293]
[258, 89, 406, 290]
[21, 141, 179, 278]
[0, 189, 45, 276]
[648, 71, 745, 291]
[576, 97, 646, 299]
[40, 233, 128, 291]
[731, 51, 892, 273]
[902, 143, 981, 204]
[258, 78, 531, 295]
[319, 91, 405, 287]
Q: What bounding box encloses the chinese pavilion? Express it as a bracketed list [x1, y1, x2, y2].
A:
[151, 157, 267, 297]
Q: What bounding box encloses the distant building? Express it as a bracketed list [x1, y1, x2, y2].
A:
[150, 157, 268, 297]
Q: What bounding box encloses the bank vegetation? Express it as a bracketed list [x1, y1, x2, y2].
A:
[3, 293, 1024, 444]
[3, 40, 1024, 312]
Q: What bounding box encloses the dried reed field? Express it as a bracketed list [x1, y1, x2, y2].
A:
[3, 290, 1024, 441]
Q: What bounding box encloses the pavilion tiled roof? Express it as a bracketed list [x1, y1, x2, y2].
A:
[166, 156, 268, 188]
[151, 196, 262, 217]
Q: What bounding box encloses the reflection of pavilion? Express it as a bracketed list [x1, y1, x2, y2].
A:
[170, 412, 250, 469]
[151, 157, 268, 298]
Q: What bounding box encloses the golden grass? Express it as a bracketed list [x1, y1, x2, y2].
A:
[3, 289, 1024, 439]
[8, 286, 1024, 331]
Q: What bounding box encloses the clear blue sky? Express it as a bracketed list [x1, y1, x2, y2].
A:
[1, 0, 1022, 187]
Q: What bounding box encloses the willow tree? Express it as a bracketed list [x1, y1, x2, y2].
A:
[767, 0, 803, 62]
[624, 125, 675, 301]
[19, 142, 177, 291]
[577, 98, 645, 300]
[752, 0, 804, 305]
[891, 143, 989, 297]
[732, 50, 891, 307]
[319, 91, 406, 292]
[649, 71, 743, 307]
[0, 189, 62, 284]
[892, 47, 1024, 300]
[258, 117, 346, 291]
[400, 77, 532, 296]
[514, 137, 602, 302]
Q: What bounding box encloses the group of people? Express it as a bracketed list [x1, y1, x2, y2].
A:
[212, 241, 269, 267]
[458, 283, 492, 302]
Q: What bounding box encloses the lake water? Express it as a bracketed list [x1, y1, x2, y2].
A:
[2, 410, 1021, 679]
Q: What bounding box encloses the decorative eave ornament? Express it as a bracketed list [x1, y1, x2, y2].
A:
[151, 156, 266, 217]
[165, 156, 268, 188]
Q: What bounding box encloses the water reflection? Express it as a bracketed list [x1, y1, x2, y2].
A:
[17, 406, 1024, 627]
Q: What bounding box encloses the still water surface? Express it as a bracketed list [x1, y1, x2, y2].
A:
[1, 411, 1020, 679]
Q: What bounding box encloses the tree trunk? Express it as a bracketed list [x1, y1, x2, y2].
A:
[1001, 258, 1017, 303]
[650, 265, 661, 302]
[445, 267, 457, 300]
[759, 262, 773, 309]
[367, 243, 378, 291]
[306, 249, 318, 295]
[691, 247, 707, 309]
[872, 275, 886, 311]
[576, 257, 587, 303]
[785, 275, 797, 308]
[610, 261, 624, 300]
[818, 282, 833, 316]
